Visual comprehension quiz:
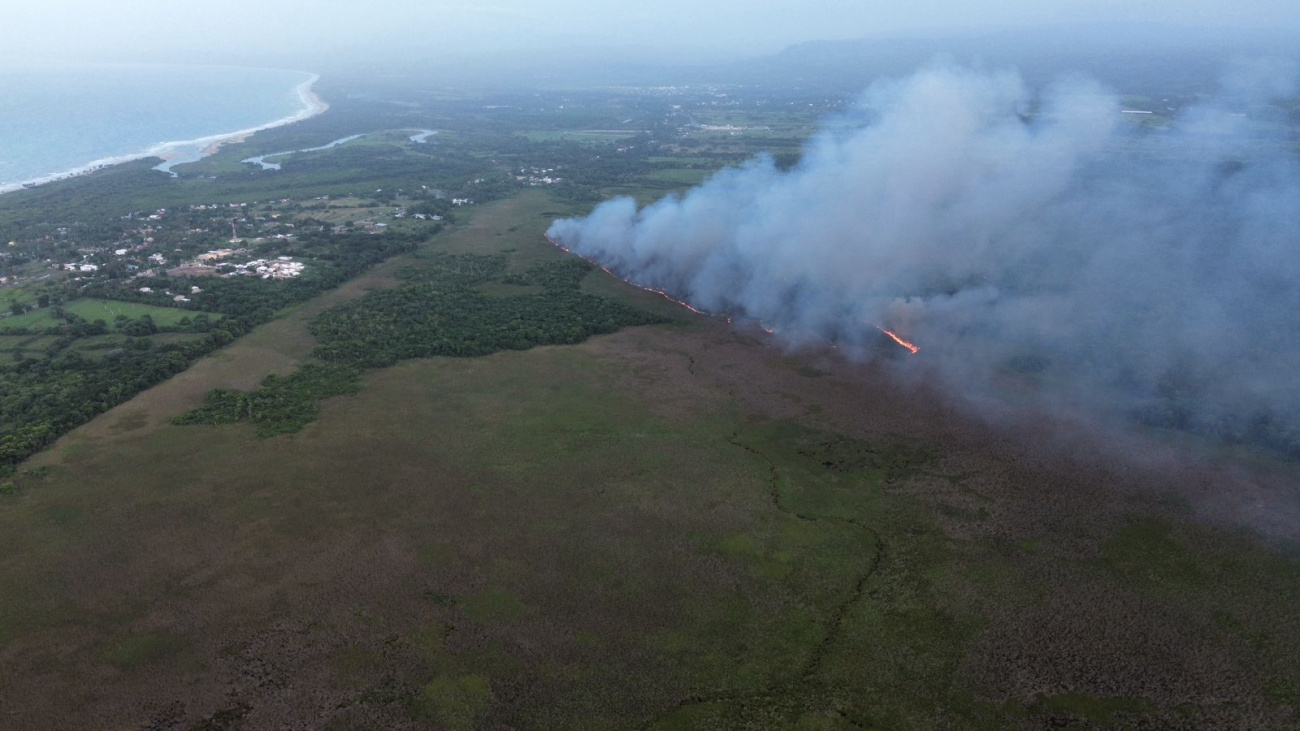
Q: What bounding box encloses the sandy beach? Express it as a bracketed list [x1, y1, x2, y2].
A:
[196, 75, 330, 158]
[0, 70, 329, 194]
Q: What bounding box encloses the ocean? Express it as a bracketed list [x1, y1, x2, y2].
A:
[0, 64, 319, 192]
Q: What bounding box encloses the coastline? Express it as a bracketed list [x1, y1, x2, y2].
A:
[0, 71, 328, 195]
[190, 75, 330, 160]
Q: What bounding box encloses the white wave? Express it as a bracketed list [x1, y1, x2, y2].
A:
[0, 71, 327, 193]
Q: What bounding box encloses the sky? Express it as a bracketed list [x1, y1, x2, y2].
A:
[6, 0, 1300, 66]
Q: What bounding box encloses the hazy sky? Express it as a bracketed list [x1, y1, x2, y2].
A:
[7, 0, 1300, 65]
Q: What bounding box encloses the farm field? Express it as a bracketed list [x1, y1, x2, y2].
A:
[523, 130, 642, 143]
[2, 298, 220, 329]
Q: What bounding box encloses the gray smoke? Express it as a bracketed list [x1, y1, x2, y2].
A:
[549, 63, 1300, 455]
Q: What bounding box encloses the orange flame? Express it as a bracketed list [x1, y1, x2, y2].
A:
[545, 236, 921, 356]
[875, 325, 920, 355]
[546, 234, 708, 314]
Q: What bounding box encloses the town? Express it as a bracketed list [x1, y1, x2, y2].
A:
[1, 189, 458, 322]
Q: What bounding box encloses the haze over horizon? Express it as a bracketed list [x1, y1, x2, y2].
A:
[4, 1, 1300, 727]
[7, 0, 1300, 68]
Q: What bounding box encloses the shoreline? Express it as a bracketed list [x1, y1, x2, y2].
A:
[189, 75, 330, 161]
[0, 70, 328, 195]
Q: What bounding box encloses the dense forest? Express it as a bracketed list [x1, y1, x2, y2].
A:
[0, 232, 418, 475]
[172, 362, 362, 437]
[310, 257, 665, 367]
[173, 255, 668, 436]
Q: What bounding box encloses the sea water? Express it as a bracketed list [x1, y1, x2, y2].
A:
[0, 63, 317, 191]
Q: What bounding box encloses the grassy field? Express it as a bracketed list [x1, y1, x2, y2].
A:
[66, 298, 220, 325]
[0, 331, 210, 362]
[647, 156, 716, 165]
[523, 130, 641, 143]
[646, 168, 713, 185]
[0, 189, 1298, 730]
[1, 298, 219, 329]
[0, 287, 33, 310]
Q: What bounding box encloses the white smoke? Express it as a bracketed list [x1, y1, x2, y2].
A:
[549, 63, 1300, 454]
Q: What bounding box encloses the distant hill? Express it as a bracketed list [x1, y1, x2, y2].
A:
[326, 23, 1300, 95]
[712, 24, 1300, 94]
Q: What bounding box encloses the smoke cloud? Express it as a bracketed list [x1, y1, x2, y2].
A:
[548, 63, 1300, 455]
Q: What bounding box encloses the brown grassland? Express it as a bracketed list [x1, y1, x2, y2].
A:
[1, 190, 1298, 729]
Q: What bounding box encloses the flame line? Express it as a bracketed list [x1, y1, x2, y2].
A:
[874, 325, 920, 355]
[545, 235, 920, 355]
[546, 234, 708, 314]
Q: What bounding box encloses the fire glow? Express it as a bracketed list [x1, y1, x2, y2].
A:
[545, 235, 921, 355]
[875, 326, 920, 355]
[545, 235, 708, 315]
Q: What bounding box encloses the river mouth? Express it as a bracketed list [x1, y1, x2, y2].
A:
[240, 129, 436, 171]
[241, 133, 366, 170]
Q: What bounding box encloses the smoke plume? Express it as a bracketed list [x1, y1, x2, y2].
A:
[548, 64, 1300, 455]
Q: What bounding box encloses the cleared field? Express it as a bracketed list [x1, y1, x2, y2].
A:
[647, 156, 717, 165]
[0, 306, 60, 328]
[645, 168, 713, 185]
[0, 288, 33, 309]
[1, 298, 219, 329]
[63, 298, 220, 326]
[1, 189, 1298, 730]
[0, 334, 43, 349]
[523, 130, 641, 143]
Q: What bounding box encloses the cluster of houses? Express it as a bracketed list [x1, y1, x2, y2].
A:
[196, 248, 241, 263]
[137, 284, 203, 303]
[226, 257, 305, 280]
[5, 190, 420, 296]
[144, 247, 306, 287]
[187, 203, 249, 211]
[515, 167, 563, 186]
